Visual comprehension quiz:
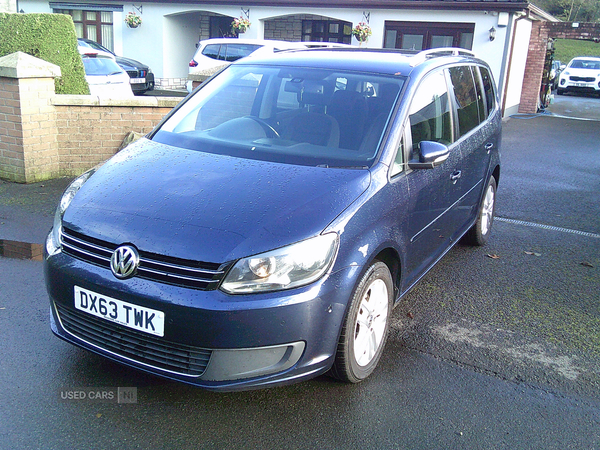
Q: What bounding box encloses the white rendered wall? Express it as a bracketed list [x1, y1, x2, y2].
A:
[17, 0, 529, 106]
[16, 1, 513, 85]
[503, 18, 533, 116]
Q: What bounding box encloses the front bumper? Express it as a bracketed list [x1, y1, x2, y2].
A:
[558, 78, 600, 93]
[45, 246, 360, 391]
[128, 71, 155, 93]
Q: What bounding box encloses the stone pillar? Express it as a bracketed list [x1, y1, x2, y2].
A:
[0, 52, 61, 183]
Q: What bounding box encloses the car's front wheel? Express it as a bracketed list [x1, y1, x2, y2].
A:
[329, 261, 393, 383]
[464, 176, 497, 246]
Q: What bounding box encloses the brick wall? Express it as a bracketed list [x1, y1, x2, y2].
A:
[518, 21, 600, 114]
[0, 54, 182, 183]
[519, 22, 549, 114]
[52, 97, 177, 176]
[0, 77, 23, 180]
[0, 75, 60, 182]
[547, 22, 600, 41]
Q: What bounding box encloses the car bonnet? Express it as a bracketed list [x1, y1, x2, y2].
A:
[62, 138, 371, 264]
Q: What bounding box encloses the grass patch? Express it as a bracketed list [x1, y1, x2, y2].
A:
[554, 39, 600, 64]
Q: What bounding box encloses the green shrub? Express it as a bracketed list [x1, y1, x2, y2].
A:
[0, 12, 89, 94]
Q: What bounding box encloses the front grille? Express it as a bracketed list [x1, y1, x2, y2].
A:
[61, 227, 229, 290]
[126, 70, 139, 78]
[56, 302, 212, 376]
[570, 76, 595, 82]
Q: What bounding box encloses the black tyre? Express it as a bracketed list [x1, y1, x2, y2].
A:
[329, 261, 393, 383]
[464, 176, 497, 246]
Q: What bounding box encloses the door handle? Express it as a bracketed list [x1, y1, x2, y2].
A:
[450, 170, 462, 184]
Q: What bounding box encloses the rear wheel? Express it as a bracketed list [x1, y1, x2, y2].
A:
[329, 261, 393, 383]
[464, 176, 497, 246]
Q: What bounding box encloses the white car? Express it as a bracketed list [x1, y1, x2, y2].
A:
[557, 56, 600, 97]
[79, 48, 134, 98]
[187, 38, 348, 92]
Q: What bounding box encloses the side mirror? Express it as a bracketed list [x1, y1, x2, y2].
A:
[408, 141, 450, 170]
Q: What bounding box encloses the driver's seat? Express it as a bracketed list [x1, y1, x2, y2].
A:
[285, 112, 340, 147]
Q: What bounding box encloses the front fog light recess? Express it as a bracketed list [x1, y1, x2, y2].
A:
[221, 233, 339, 294]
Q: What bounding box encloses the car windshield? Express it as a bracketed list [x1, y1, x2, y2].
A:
[82, 56, 123, 76]
[569, 59, 600, 70]
[154, 64, 405, 168]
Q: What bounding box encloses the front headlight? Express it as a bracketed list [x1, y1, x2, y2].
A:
[47, 168, 97, 256]
[220, 233, 339, 294]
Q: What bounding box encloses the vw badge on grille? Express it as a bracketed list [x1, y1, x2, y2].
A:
[110, 245, 140, 279]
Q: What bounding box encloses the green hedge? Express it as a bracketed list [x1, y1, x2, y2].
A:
[0, 12, 89, 95]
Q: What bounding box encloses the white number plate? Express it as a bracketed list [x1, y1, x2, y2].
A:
[74, 286, 165, 337]
[130, 78, 146, 84]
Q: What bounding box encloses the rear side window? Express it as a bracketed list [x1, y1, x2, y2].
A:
[202, 44, 221, 60]
[408, 70, 453, 159]
[223, 44, 261, 62]
[448, 66, 481, 138]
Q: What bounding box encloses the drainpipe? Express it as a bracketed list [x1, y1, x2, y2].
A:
[501, 10, 529, 115]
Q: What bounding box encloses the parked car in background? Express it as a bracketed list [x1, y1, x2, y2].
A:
[187, 38, 349, 92]
[557, 56, 600, 96]
[550, 60, 563, 89]
[46, 47, 501, 391]
[78, 48, 134, 98]
[78, 38, 154, 95]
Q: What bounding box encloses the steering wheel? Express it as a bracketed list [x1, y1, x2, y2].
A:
[246, 116, 280, 138]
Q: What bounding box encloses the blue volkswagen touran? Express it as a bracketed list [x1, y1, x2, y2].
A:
[45, 47, 501, 390]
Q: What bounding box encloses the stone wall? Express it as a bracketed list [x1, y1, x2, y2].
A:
[264, 15, 330, 42]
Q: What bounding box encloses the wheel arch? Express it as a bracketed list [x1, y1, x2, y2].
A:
[492, 164, 500, 187]
[371, 247, 402, 303]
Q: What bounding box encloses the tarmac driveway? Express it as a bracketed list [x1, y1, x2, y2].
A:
[0, 96, 599, 449]
[395, 108, 600, 398]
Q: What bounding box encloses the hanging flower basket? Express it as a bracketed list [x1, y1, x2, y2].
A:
[125, 12, 142, 29]
[352, 22, 372, 43]
[231, 17, 251, 34]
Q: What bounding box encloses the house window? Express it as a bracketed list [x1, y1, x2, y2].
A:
[384, 22, 475, 51]
[55, 9, 114, 51]
[302, 20, 352, 44]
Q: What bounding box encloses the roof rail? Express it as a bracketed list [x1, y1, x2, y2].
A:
[410, 47, 477, 66]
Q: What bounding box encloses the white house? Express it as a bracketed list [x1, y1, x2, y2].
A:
[17, 0, 557, 115]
